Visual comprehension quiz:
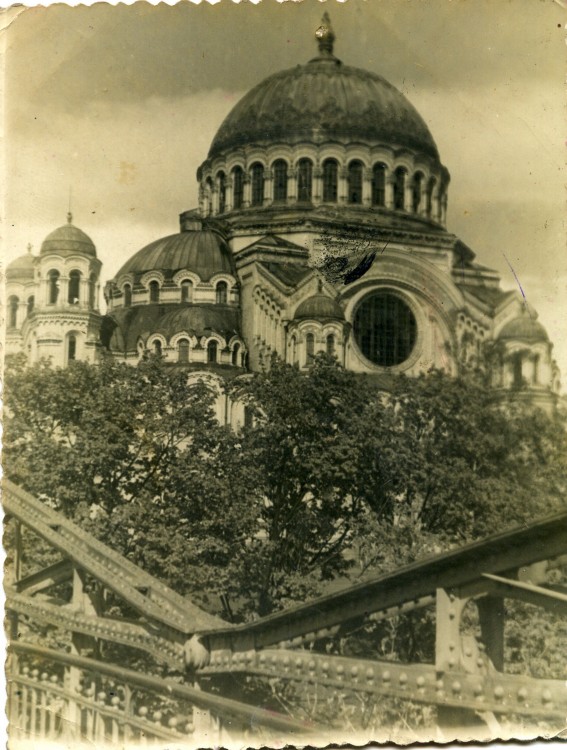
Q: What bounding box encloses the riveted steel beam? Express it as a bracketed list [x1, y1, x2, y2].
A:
[3, 480, 226, 635]
[200, 510, 567, 651]
[14, 558, 73, 595]
[6, 591, 186, 670]
[201, 648, 567, 719]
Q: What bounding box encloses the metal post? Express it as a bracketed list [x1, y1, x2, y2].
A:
[477, 595, 505, 672]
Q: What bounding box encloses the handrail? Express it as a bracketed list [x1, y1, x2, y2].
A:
[3, 479, 226, 635]
[9, 642, 318, 736]
[198, 509, 567, 651]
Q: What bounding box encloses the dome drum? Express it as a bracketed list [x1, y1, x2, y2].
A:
[198, 149, 449, 226]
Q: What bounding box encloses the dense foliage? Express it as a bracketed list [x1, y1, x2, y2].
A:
[4, 352, 566, 623]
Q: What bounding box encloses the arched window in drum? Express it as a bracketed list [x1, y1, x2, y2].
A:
[371, 163, 386, 206]
[207, 340, 218, 364]
[149, 280, 160, 303]
[251, 163, 264, 207]
[181, 280, 193, 303]
[48, 270, 60, 304]
[217, 171, 226, 214]
[326, 333, 336, 356]
[297, 159, 313, 202]
[273, 160, 288, 202]
[322, 159, 338, 203]
[393, 167, 407, 210]
[216, 281, 228, 305]
[305, 332, 315, 364]
[8, 296, 19, 328]
[412, 173, 424, 214]
[232, 167, 244, 210]
[68, 270, 81, 304]
[348, 160, 363, 204]
[178, 338, 190, 363]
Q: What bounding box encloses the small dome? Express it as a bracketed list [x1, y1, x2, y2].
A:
[116, 230, 233, 281]
[41, 214, 97, 258]
[498, 315, 549, 343]
[294, 294, 344, 321]
[7, 251, 35, 281]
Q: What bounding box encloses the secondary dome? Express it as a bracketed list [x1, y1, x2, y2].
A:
[41, 213, 96, 258]
[498, 315, 549, 343]
[208, 24, 438, 161]
[294, 294, 344, 321]
[116, 229, 234, 281]
[7, 250, 35, 281]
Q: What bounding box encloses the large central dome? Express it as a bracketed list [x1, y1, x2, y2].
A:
[208, 36, 438, 161]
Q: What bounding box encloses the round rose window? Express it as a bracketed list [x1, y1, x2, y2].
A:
[353, 292, 417, 367]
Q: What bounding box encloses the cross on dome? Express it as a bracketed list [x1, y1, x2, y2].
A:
[315, 12, 335, 57]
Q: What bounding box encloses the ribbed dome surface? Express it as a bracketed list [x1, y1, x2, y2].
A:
[41, 222, 96, 258]
[208, 57, 438, 161]
[7, 253, 35, 280]
[498, 316, 548, 342]
[294, 294, 344, 321]
[116, 231, 234, 281]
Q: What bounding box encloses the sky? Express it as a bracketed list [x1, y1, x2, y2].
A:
[3, 0, 566, 375]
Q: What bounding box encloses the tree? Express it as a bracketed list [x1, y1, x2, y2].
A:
[3, 354, 263, 617]
[4, 353, 566, 620]
[348, 369, 567, 577]
[226, 354, 378, 614]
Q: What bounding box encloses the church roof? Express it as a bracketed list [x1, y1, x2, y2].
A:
[259, 261, 312, 288]
[101, 304, 240, 353]
[6, 251, 35, 280]
[116, 230, 233, 281]
[294, 294, 344, 321]
[41, 214, 97, 258]
[207, 25, 438, 161]
[498, 314, 549, 343]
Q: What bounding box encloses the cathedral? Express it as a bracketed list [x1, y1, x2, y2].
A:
[6, 19, 561, 416]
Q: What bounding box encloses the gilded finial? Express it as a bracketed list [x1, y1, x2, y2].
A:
[315, 12, 335, 57]
[67, 211, 73, 224]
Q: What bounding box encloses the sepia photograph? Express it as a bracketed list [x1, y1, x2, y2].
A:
[2, 0, 567, 747]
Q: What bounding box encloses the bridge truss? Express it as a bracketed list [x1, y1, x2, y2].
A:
[4, 478, 567, 746]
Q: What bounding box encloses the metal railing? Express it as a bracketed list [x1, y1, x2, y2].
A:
[4, 478, 567, 744]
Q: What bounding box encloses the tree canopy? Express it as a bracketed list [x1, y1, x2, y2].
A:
[4, 352, 566, 619]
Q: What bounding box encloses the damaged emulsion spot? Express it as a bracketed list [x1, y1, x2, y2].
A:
[318, 250, 378, 285]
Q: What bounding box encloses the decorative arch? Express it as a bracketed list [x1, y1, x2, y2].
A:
[147, 333, 167, 356]
[140, 271, 165, 288]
